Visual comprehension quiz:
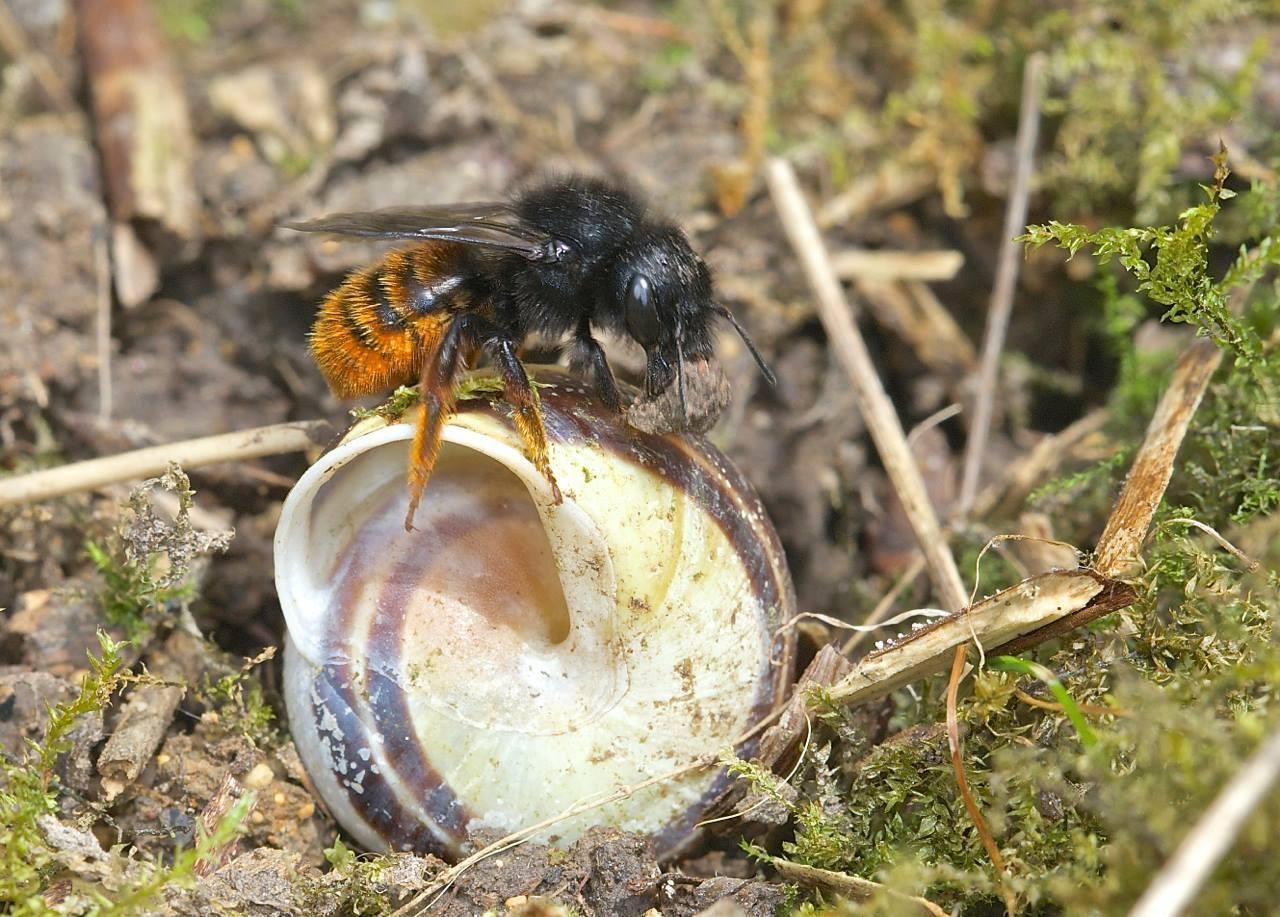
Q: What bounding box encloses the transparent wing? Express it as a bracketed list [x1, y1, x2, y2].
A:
[283, 202, 559, 260]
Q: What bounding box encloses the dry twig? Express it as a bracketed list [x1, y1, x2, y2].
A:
[93, 227, 113, 420]
[0, 0, 77, 114]
[0, 421, 331, 508]
[817, 164, 934, 229]
[958, 52, 1047, 515]
[970, 408, 1111, 519]
[947, 643, 1013, 915]
[831, 248, 964, 282]
[841, 554, 927, 656]
[765, 157, 968, 612]
[827, 571, 1120, 707]
[1094, 337, 1223, 577]
[855, 278, 976, 376]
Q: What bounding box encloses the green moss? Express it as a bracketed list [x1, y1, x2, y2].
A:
[95, 793, 255, 915]
[156, 0, 300, 43]
[744, 146, 1280, 912]
[1022, 149, 1263, 365]
[350, 374, 510, 423]
[299, 839, 396, 916]
[0, 633, 128, 909]
[686, 0, 1275, 222]
[199, 648, 281, 749]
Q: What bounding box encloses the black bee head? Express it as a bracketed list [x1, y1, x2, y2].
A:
[612, 227, 775, 414]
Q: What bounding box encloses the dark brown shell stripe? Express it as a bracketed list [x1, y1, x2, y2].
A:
[318, 491, 472, 857]
[304, 663, 461, 855]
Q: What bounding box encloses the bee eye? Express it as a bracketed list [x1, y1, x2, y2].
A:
[624, 274, 660, 347]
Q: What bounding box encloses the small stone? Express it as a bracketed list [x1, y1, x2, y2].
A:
[243, 762, 275, 790]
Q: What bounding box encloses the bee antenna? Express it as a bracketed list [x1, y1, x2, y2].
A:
[712, 303, 777, 387]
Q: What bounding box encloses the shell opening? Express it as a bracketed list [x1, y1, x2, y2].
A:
[277, 423, 628, 737]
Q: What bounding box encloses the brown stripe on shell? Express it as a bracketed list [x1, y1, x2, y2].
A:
[306, 662, 458, 854]
[320, 487, 473, 858]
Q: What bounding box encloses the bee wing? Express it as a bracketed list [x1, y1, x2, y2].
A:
[283, 203, 559, 260]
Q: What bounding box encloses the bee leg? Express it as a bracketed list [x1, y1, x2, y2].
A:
[483, 333, 563, 505]
[571, 318, 623, 412]
[404, 316, 472, 530]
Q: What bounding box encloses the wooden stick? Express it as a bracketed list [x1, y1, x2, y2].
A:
[855, 278, 976, 376]
[1093, 337, 1222, 576]
[93, 227, 113, 420]
[766, 157, 968, 613]
[0, 421, 331, 508]
[1128, 725, 1280, 917]
[827, 571, 1113, 707]
[831, 248, 964, 282]
[958, 52, 1047, 515]
[971, 408, 1111, 519]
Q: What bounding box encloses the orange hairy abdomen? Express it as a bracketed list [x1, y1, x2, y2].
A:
[308, 245, 463, 399]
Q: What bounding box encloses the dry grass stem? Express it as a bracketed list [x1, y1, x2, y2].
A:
[958, 52, 1047, 515]
[1014, 687, 1122, 718]
[970, 408, 1111, 519]
[827, 571, 1118, 707]
[770, 859, 949, 916]
[78, 0, 200, 241]
[1128, 725, 1280, 917]
[93, 228, 113, 420]
[989, 576, 1138, 656]
[817, 164, 934, 228]
[765, 156, 968, 612]
[947, 643, 1014, 914]
[755, 645, 852, 774]
[1158, 518, 1260, 572]
[831, 248, 964, 282]
[1094, 337, 1223, 576]
[0, 421, 331, 508]
[842, 554, 928, 655]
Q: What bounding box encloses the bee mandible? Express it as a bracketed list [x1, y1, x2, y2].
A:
[286, 175, 775, 530]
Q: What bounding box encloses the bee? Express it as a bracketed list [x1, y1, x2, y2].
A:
[287, 175, 775, 530]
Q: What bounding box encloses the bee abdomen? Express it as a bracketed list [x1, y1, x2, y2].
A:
[309, 244, 468, 399]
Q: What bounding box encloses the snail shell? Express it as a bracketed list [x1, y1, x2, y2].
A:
[276, 368, 795, 859]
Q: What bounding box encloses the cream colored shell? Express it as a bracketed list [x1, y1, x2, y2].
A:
[276, 370, 793, 859]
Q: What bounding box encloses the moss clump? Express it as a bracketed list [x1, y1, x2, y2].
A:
[349, 374, 510, 423]
[1022, 148, 1264, 366]
[198, 647, 281, 750]
[0, 633, 129, 909]
[747, 152, 1280, 913]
